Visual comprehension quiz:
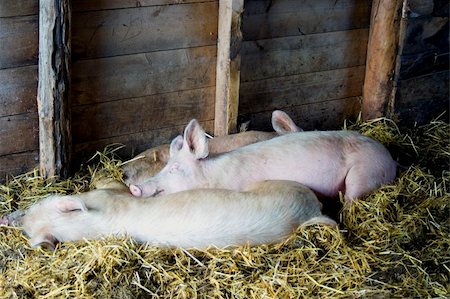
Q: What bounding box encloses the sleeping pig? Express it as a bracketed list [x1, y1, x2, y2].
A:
[129, 119, 397, 203]
[122, 110, 301, 185]
[20, 180, 335, 249]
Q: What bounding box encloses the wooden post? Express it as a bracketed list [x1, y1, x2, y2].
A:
[37, 0, 72, 178]
[214, 0, 244, 136]
[362, 0, 403, 120]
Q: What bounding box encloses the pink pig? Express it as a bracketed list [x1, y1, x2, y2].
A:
[20, 180, 335, 249]
[129, 119, 397, 202]
[122, 110, 301, 185]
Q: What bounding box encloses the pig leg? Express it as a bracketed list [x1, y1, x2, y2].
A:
[344, 165, 387, 202]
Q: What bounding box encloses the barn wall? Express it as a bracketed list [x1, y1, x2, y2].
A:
[393, 0, 449, 124]
[238, 0, 372, 131]
[0, 1, 40, 181]
[70, 0, 219, 161]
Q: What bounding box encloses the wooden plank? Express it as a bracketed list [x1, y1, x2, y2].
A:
[37, 0, 72, 179]
[73, 120, 215, 162]
[405, 0, 448, 17]
[72, 0, 215, 12]
[0, 1, 38, 18]
[0, 15, 38, 69]
[0, 151, 39, 184]
[399, 51, 449, 80]
[362, 0, 403, 120]
[400, 16, 448, 55]
[240, 29, 369, 82]
[72, 87, 215, 143]
[243, 0, 371, 40]
[395, 70, 449, 125]
[71, 46, 217, 106]
[239, 66, 365, 115]
[395, 70, 449, 110]
[72, 2, 218, 60]
[242, 97, 361, 132]
[0, 65, 37, 117]
[0, 113, 39, 156]
[214, 0, 244, 136]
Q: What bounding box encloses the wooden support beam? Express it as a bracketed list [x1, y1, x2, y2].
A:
[214, 0, 244, 136]
[37, 0, 72, 178]
[362, 0, 403, 120]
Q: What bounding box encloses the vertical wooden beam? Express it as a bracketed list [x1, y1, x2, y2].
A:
[37, 0, 72, 178]
[362, 0, 403, 120]
[214, 0, 244, 136]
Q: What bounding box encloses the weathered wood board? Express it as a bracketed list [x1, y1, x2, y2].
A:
[238, 0, 371, 131]
[0, 113, 39, 156]
[245, 97, 361, 132]
[0, 2, 39, 182]
[0, 66, 37, 117]
[243, 0, 371, 39]
[72, 2, 218, 60]
[73, 120, 214, 162]
[69, 1, 219, 162]
[393, 0, 449, 124]
[71, 46, 216, 105]
[0, 15, 39, 69]
[0, 151, 39, 182]
[72, 87, 215, 143]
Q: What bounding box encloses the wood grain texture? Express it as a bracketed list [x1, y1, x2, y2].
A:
[0, 65, 38, 117]
[72, 87, 215, 143]
[37, 0, 72, 178]
[73, 120, 215, 162]
[72, 2, 218, 60]
[243, 97, 361, 132]
[239, 66, 365, 115]
[240, 29, 369, 82]
[71, 46, 217, 105]
[394, 70, 449, 124]
[400, 16, 448, 55]
[362, 0, 403, 120]
[0, 151, 39, 183]
[0, 15, 39, 69]
[243, 0, 371, 40]
[214, 0, 244, 136]
[0, 0, 38, 18]
[0, 113, 39, 156]
[72, 0, 216, 12]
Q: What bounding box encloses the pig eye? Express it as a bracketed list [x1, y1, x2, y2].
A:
[169, 163, 180, 174]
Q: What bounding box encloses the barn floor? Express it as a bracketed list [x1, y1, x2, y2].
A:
[0, 116, 449, 298]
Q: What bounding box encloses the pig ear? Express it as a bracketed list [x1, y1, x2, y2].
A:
[30, 233, 58, 250]
[169, 135, 184, 157]
[183, 119, 209, 159]
[272, 110, 302, 134]
[55, 197, 87, 213]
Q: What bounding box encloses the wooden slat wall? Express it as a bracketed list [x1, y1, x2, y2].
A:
[393, 1, 449, 124]
[0, 1, 39, 182]
[70, 0, 218, 161]
[239, 0, 371, 131]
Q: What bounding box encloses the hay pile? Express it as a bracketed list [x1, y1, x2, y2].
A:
[1, 117, 449, 298]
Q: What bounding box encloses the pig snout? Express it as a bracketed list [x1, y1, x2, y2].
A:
[0, 210, 25, 226]
[129, 183, 162, 197]
[129, 184, 143, 197]
[0, 215, 9, 225]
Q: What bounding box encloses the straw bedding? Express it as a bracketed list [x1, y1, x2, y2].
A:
[0, 116, 449, 298]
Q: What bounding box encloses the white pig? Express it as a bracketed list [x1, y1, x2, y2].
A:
[20, 180, 335, 249]
[122, 110, 301, 185]
[129, 119, 397, 202]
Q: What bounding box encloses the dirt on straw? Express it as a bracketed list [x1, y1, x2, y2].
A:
[0, 117, 449, 298]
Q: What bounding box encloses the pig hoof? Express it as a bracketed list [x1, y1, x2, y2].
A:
[129, 185, 142, 197]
